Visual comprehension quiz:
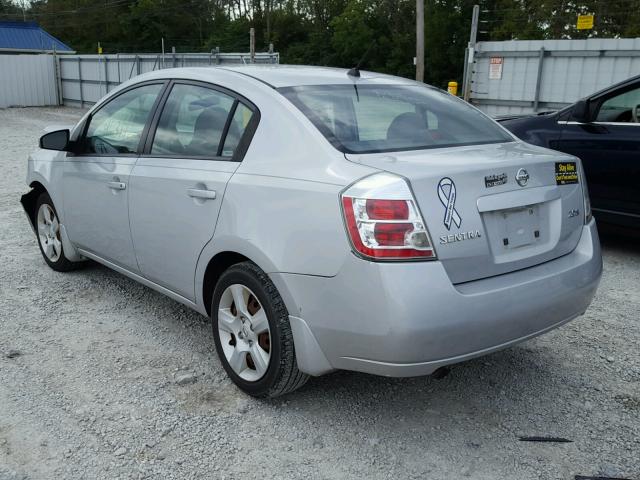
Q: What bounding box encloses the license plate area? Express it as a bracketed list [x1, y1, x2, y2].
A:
[500, 205, 540, 249]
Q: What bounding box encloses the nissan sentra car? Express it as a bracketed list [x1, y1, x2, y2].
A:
[21, 65, 602, 397]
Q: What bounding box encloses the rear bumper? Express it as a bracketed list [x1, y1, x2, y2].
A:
[272, 220, 602, 377]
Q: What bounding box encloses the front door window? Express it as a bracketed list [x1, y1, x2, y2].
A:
[596, 86, 640, 123]
[81, 84, 163, 155]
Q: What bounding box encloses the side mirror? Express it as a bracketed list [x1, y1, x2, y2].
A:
[40, 129, 70, 151]
[571, 99, 592, 123]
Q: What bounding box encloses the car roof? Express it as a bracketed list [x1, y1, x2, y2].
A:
[220, 64, 419, 88]
[138, 64, 420, 89]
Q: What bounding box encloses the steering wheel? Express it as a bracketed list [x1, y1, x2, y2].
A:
[633, 104, 640, 123]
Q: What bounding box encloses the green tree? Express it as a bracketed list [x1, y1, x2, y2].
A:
[11, 0, 640, 88]
[0, 0, 24, 17]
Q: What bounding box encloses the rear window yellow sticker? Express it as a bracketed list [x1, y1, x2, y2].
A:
[555, 162, 579, 185]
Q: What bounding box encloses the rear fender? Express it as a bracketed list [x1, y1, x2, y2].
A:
[195, 234, 290, 315]
[195, 238, 333, 376]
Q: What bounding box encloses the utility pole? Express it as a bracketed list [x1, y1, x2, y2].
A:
[265, 0, 272, 44]
[249, 28, 255, 64]
[416, 0, 425, 82]
[463, 4, 480, 101]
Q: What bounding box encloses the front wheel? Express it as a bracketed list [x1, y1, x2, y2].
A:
[35, 193, 81, 272]
[211, 262, 309, 398]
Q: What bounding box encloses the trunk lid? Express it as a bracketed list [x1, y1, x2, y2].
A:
[346, 142, 585, 284]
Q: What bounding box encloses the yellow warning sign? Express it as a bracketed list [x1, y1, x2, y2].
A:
[555, 162, 579, 185]
[577, 14, 594, 30]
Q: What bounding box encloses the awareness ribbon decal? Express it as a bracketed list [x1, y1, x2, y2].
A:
[437, 177, 462, 230]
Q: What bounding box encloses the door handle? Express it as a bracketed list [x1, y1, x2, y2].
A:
[107, 181, 126, 190]
[187, 188, 217, 200]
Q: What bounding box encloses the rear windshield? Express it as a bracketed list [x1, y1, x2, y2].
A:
[279, 84, 513, 154]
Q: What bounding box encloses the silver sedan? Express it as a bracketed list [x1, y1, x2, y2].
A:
[21, 65, 602, 397]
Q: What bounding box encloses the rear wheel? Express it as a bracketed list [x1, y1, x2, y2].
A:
[35, 193, 81, 272]
[211, 262, 309, 398]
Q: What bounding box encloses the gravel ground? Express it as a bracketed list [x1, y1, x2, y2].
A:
[0, 107, 639, 480]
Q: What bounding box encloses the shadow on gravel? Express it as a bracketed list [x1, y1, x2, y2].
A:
[71, 249, 598, 437]
[75, 260, 210, 323]
[293, 345, 559, 409]
[79, 257, 567, 416]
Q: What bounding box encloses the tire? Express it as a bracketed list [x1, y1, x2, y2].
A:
[211, 261, 309, 398]
[34, 192, 81, 272]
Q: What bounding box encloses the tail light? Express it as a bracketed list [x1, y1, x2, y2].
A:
[579, 162, 592, 224]
[341, 173, 436, 260]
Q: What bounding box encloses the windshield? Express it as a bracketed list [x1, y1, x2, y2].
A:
[279, 84, 513, 154]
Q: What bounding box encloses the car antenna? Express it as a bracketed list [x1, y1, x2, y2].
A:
[347, 41, 375, 78]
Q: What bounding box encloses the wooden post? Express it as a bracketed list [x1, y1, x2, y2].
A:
[161, 37, 165, 69]
[250, 28, 255, 64]
[53, 46, 63, 106]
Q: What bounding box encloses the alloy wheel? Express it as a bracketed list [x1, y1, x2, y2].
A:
[37, 203, 62, 262]
[218, 284, 271, 381]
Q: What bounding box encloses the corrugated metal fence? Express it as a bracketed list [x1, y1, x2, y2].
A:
[470, 38, 640, 116]
[0, 51, 279, 109]
[60, 52, 279, 107]
[0, 54, 59, 108]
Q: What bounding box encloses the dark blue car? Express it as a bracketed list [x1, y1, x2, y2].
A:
[499, 75, 640, 229]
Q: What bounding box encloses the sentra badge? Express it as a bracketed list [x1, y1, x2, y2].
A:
[437, 177, 462, 230]
[439, 230, 482, 245]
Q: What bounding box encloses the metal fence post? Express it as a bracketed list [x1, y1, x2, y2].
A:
[128, 57, 136, 79]
[136, 55, 141, 75]
[533, 47, 545, 112]
[77, 57, 83, 107]
[463, 5, 480, 101]
[462, 47, 469, 98]
[104, 56, 109, 94]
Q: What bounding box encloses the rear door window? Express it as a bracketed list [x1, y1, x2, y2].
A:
[151, 84, 236, 157]
[221, 103, 255, 158]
